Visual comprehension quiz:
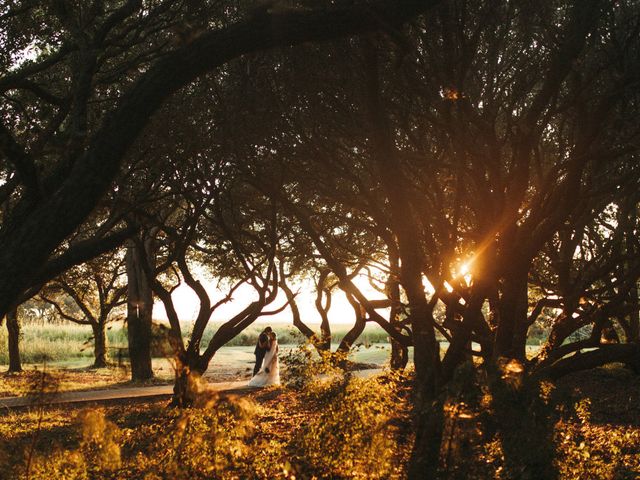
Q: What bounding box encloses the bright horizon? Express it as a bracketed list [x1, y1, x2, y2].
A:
[155, 274, 389, 326]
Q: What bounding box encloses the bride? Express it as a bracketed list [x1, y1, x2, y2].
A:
[248, 331, 280, 387]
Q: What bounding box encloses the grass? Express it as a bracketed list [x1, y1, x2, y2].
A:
[0, 324, 129, 364]
[0, 373, 412, 479]
[1, 320, 544, 367]
[0, 321, 392, 365]
[0, 367, 133, 397]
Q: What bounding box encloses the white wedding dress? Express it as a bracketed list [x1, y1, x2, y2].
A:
[248, 338, 280, 387]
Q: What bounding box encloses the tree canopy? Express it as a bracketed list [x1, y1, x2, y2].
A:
[1, 1, 640, 477]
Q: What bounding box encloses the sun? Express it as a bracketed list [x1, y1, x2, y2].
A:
[458, 262, 471, 277]
[453, 260, 473, 286]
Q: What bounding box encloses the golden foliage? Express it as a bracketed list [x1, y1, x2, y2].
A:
[287, 374, 411, 479]
[77, 408, 122, 471]
[1, 366, 639, 479]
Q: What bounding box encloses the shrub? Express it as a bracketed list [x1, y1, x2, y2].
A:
[132, 395, 258, 479]
[19, 394, 259, 480]
[289, 374, 410, 479]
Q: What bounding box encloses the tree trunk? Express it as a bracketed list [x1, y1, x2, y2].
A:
[171, 353, 207, 407]
[92, 321, 108, 368]
[390, 337, 409, 370]
[126, 241, 154, 380]
[495, 263, 530, 360]
[487, 369, 558, 480]
[628, 283, 639, 343]
[627, 286, 640, 374]
[6, 308, 22, 372]
[319, 314, 331, 351]
[539, 343, 640, 380]
[280, 273, 321, 350]
[315, 271, 332, 351]
[622, 198, 639, 344]
[543, 313, 578, 354]
[407, 297, 442, 479]
[408, 400, 444, 480]
[336, 294, 366, 363]
[363, 43, 442, 477]
[388, 250, 408, 370]
[336, 317, 366, 354]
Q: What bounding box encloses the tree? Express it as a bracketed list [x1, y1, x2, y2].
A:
[0, 0, 438, 323]
[40, 251, 127, 367]
[206, 45, 414, 363]
[141, 178, 286, 406]
[2, 307, 22, 372]
[181, 1, 640, 475]
[125, 231, 156, 380]
[279, 260, 374, 362]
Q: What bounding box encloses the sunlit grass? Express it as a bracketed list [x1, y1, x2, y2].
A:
[0, 323, 129, 364]
[0, 321, 393, 366]
[0, 367, 146, 397]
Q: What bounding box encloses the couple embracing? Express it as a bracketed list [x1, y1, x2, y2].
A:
[248, 326, 280, 387]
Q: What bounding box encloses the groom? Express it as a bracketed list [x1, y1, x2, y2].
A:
[253, 326, 272, 376]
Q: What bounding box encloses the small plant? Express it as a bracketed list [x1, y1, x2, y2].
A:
[281, 339, 344, 390]
[77, 408, 122, 471]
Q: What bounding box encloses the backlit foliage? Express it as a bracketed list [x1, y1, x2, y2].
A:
[281, 341, 345, 390]
[288, 374, 411, 479]
[1, 367, 639, 479]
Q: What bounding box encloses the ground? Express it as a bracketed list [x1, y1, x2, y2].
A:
[0, 364, 638, 479]
[0, 344, 391, 397]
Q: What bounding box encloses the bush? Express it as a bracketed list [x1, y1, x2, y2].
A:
[18, 394, 259, 480]
[281, 341, 337, 390]
[288, 374, 410, 479]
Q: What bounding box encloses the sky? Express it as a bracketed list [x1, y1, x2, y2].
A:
[155, 275, 382, 326]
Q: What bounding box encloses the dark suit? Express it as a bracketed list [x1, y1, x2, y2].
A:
[253, 331, 269, 376]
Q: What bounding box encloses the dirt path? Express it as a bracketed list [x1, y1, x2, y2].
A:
[0, 380, 250, 409]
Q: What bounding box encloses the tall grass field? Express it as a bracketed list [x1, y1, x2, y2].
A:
[0, 321, 392, 365]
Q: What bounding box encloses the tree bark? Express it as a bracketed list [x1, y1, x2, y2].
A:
[336, 318, 366, 355]
[487, 370, 558, 480]
[538, 343, 640, 380]
[280, 274, 325, 352]
[337, 293, 366, 356]
[495, 262, 530, 360]
[627, 279, 640, 344]
[315, 270, 332, 351]
[126, 240, 154, 380]
[6, 308, 22, 372]
[92, 321, 108, 368]
[408, 401, 444, 480]
[627, 286, 640, 374]
[388, 249, 408, 370]
[171, 352, 208, 407]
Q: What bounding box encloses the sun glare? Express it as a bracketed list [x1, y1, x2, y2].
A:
[453, 260, 473, 287]
[458, 262, 471, 276]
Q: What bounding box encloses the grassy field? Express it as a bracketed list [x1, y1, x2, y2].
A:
[0, 321, 392, 365]
[0, 319, 545, 393]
